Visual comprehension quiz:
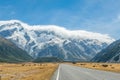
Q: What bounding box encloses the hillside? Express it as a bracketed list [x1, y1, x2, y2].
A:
[0, 37, 32, 62]
[92, 39, 120, 62]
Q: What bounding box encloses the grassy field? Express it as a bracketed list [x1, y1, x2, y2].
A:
[72, 62, 120, 73]
[0, 63, 58, 80]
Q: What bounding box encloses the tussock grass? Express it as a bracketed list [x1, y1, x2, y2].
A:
[72, 63, 120, 73]
[0, 63, 58, 80]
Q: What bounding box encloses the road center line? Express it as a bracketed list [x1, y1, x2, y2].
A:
[56, 66, 60, 80]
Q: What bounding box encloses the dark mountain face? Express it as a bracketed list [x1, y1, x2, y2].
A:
[92, 39, 120, 62]
[0, 37, 32, 62]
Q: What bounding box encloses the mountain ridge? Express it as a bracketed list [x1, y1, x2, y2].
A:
[0, 20, 115, 61]
[92, 39, 120, 62]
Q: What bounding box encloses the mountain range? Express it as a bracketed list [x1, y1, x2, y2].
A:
[0, 20, 115, 61]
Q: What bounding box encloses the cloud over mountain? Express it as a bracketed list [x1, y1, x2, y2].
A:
[0, 20, 115, 61]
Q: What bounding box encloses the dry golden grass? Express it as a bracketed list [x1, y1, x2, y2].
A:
[0, 63, 58, 80]
[72, 62, 120, 73]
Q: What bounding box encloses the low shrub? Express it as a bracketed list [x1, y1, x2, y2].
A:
[102, 64, 108, 67]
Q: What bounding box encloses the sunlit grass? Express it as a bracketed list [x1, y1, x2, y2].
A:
[0, 63, 58, 80]
[72, 62, 120, 73]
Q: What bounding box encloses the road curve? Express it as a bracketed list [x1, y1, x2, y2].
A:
[51, 64, 120, 80]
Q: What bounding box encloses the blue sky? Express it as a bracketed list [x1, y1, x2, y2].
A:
[0, 0, 120, 39]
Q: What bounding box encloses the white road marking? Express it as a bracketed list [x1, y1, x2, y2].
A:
[56, 66, 60, 80]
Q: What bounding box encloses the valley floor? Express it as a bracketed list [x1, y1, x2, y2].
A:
[0, 62, 120, 80]
[0, 63, 58, 80]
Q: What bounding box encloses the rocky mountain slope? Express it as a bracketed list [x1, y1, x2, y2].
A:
[92, 39, 120, 62]
[0, 37, 32, 62]
[0, 20, 115, 61]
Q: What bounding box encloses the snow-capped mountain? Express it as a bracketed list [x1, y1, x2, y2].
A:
[0, 20, 115, 61]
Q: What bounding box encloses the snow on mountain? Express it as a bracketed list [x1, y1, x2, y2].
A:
[0, 20, 115, 61]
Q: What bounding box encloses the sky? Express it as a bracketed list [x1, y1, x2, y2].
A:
[0, 0, 120, 39]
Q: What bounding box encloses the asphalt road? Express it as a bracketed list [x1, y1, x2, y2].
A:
[51, 64, 120, 80]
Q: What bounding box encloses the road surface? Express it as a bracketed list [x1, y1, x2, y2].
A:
[51, 64, 120, 80]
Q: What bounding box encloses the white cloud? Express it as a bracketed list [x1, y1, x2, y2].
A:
[0, 20, 115, 44]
